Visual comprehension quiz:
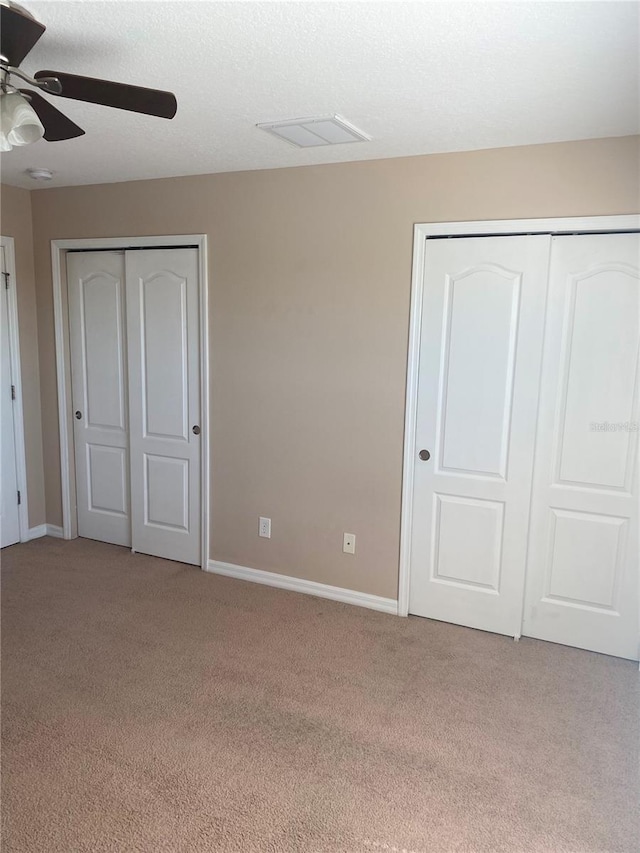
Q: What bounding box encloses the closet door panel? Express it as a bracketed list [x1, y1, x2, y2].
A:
[126, 248, 201, 566]
[68, 251, 130, 546]
[523, 233, 639, 660]
[141, 272, 189, 442]
[408, 235, 551, 636]
[0, 245, 20, 548]
[555, 265, 638, 489]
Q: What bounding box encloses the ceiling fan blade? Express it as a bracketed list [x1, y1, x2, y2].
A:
[34, 70, 177, 119]
[1, 3, 46, 66]
[19, 90, 85, 142]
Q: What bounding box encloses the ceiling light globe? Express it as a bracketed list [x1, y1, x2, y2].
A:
[1, 92, 44, 148]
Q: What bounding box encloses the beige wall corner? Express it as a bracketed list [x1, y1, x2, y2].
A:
[0, 183, 46, 529]
[30, 135, 640, 598]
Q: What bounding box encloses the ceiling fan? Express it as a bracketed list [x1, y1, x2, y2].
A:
[0, 0, 177, 149]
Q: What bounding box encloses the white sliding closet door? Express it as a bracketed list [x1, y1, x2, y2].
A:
[68, 251, 131, 546]
[126, 249, 201, 566]
[409, 236, 551, 636]
[523, 233, 639, 659]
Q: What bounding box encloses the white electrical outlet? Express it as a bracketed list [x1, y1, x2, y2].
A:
[343, 532, 356, 554]
[259, 517, 271, 538]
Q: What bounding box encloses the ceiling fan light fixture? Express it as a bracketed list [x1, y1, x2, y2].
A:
[1, 91, 44, 149]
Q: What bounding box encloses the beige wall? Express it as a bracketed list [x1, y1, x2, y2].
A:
[30, 135, 640, 598]
[0, 184, 46, 529]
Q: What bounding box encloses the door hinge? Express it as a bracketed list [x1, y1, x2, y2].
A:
[17, 490, 21, 505]
[11, 384, 16, 400]
[2, 271, 9, 289]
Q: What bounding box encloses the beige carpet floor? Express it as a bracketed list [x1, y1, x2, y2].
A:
[2, 537, 638, 852]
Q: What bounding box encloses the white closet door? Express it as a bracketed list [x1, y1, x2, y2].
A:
[409, 236, 551, 636]
[1, 245, 20, 548]
[523, 233, 639, 660]
[68, 251, 131, 546]
[126, 248, 201, 566]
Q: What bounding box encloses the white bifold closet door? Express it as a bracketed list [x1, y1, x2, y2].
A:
[522, 234, 639, 659]
[68, 248, 201, 565]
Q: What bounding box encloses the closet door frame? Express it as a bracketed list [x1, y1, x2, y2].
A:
[399, 215, 640, 621]
[51, 234, 210, 571]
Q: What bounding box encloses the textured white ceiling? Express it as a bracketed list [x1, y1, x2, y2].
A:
[1, 0, 638, 188]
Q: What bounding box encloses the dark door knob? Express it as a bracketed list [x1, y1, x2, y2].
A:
[419, 449, 431, 461]
[75, 410, 82, 420]
[192, 425, 200, 435]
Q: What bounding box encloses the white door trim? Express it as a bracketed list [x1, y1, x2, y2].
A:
[399, 215, 640, 617]
[51, 235, 210, 571]
[0, 235, 30, 542]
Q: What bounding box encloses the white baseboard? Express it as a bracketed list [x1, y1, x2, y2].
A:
[27, 524, 64, 540]
[206, 559, 398, 615]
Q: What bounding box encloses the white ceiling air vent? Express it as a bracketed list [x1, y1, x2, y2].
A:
[256, 115, 371, 148]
